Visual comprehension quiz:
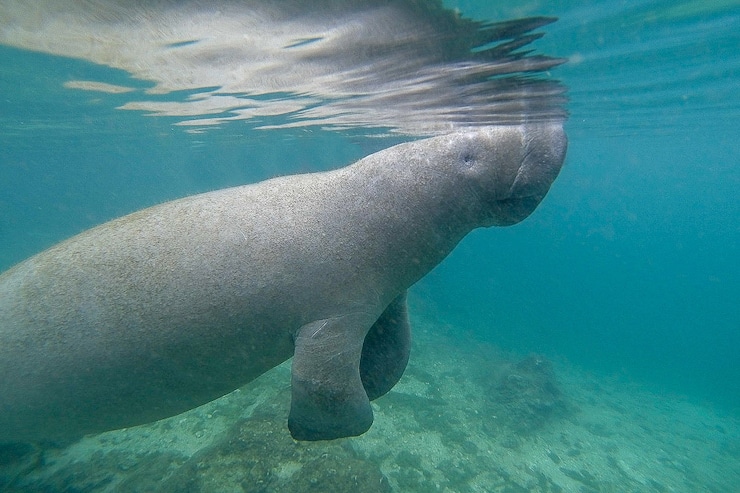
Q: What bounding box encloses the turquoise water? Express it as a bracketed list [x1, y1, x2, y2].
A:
[0, 0, 739, 491]
[435, 0, 740, 407]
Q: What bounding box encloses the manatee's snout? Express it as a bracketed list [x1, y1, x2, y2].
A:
[514, 123, 566, 197]
[482, 123, 567, 226]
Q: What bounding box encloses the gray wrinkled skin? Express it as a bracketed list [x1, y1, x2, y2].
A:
[0, 124, 566, 442]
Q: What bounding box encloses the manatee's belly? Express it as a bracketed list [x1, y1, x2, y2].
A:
[0, 266, 296, 441]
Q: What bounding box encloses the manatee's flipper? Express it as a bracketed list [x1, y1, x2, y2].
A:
[360, 291, 411, 400]
[289, 314, 374, 441]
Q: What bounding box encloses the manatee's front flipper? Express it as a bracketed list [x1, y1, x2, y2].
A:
[360, 292, 411, 400]
[289, 313, 374, 441]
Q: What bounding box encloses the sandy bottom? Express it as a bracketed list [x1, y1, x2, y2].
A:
[1, 319, 738, 492]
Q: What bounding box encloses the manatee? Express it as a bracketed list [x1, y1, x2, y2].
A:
[0, 123, 566, 442]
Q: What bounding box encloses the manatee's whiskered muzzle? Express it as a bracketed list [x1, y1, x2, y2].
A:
[514, 123, 567, 199]
[475, 123, 567, 227]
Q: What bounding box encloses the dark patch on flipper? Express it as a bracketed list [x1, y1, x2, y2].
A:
[289, 315, 374, 441]
[360, 291, 411, 400]
[288, 374, 373, 441]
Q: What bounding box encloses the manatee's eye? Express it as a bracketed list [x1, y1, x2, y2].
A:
[461, 152, 474, 167]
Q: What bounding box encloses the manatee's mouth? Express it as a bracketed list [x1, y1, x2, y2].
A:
[489, 195, 544, 226]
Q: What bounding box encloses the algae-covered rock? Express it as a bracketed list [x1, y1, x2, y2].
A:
[160, 396, 390, 493]
[489, 354, 569, 433]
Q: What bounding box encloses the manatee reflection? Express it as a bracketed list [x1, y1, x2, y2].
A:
[0, 0, 567, 135]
